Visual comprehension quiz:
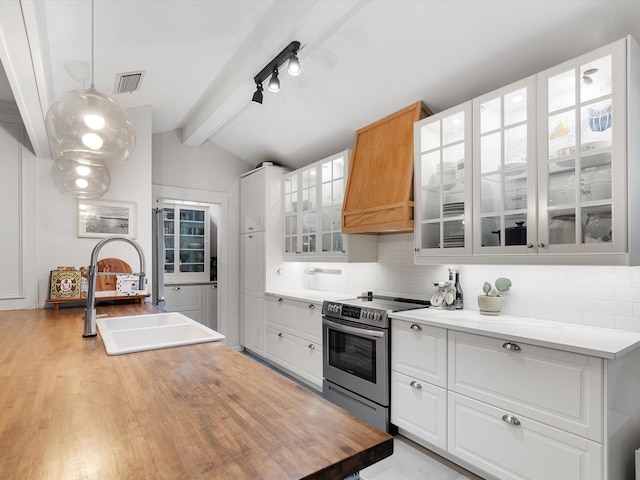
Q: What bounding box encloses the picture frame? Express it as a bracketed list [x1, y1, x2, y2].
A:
[49, 270, 82, 299]
[77, 199, 137, 239]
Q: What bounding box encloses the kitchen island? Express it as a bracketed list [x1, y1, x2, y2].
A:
[0, 304, 392, 479]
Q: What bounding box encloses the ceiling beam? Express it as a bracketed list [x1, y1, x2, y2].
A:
[180, 0, 366, 148]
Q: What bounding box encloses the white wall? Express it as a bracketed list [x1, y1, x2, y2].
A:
[152, 129, 253, 348]
[36, 105, 153, 305]
[272, 233, 640, 332]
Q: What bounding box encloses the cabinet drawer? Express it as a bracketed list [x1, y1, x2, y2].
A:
[448, 331, 602, 441]
[163, 285, 202, 311]
[299, 301, 322, 343]
[391, 371, 447, 450]
[298, 338, 322, 389]
[265, 296, 299, 335]
[448, 393, 603, 480]
[265, 327, 297, 372]
[392, 319, 447, 387]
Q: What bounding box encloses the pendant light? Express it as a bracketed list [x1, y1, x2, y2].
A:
[47, 0, 135, 198]
[51, 153, 111, 199]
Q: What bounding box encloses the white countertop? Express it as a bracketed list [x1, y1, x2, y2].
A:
[265, 289, 355, 303]
[391, 308, 640, 360]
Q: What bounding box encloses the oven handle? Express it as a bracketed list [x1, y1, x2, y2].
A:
[322, 317, 385, 338]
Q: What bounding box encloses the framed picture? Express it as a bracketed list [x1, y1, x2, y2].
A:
[49, 270, 82, 299]
[77, 199, 137, 238]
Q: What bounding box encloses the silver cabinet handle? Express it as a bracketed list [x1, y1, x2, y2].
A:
[173, 286, 180, 290]
[410, 324, 422, 331]
[502, 341, 521, 352]
[538, 243, 546, 248]
[414, 247, 420, 252]
[278, 298, 284, 303]
[278, 332, 284, 338]
[308, 344, 315, 350]
[308, 304, 315, 309]
[526, 243, 534, 248]
[502, 414, 521, 426]
[410, 380, 422, 389]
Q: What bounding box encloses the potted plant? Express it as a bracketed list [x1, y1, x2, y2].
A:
[477, 277, 512, 315]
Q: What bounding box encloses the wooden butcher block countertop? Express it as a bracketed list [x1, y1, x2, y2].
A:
[0, 304, 392, 479]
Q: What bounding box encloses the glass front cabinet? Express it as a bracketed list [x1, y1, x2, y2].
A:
[283, 149, 376, 262]
[414, 102, 473, 257]
[163, 204, 210, 282]
[415, 36, 638, 265]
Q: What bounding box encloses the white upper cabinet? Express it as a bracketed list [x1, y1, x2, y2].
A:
[415, 36, 639, 265]
[414, 102, 473, 257]
[473, 76, 537, 256]
[241, 170, 266, 233]
[537, 40, 627, 258]
[283, 149, 376, 262]
[163, 204, 210, 283]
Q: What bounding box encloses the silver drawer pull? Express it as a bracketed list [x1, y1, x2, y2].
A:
[409, 380, 422, 389]
[410, 324, 422, 331]
[308, 344, 315, 350]
[308, 304, 315, 309]
[278, 332, 284, 338]
[278, 298, 284, 303]
[502, 342, 521, 352]
[173, 286, 180, 290]
[502, 414, 521, 426]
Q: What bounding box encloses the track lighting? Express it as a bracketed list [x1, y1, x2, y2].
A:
[268, 68, 280, 93]
[251, 41, 301, 104]
[252, 82, 263, 104]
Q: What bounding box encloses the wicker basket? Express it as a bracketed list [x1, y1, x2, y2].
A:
[477, 295, 502, 316]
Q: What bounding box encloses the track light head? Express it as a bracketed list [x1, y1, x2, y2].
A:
[252, 83, 263, 104]
[251, 40, 301, 104]
[268, 68, 280, 93]
[288, 53, 301, 77]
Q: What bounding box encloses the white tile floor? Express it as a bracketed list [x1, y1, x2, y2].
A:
[360, 436, 484, 480]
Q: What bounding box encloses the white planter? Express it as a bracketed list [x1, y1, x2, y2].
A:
[477, 295, 502, 315]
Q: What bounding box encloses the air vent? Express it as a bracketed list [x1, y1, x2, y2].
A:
[113, 71, 145, 94]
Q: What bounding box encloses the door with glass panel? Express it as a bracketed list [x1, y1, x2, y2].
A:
[537, 40, 626, 255]
[414, 102, 472, 256]
[320, 151, 347, 255]
[284, 165, 318, 255]
[473, 76, 537, 255]
[283, 173, 299, 255]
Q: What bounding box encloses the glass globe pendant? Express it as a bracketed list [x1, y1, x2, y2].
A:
[45, 87, 136, 166]
[51, 153, 111, 199]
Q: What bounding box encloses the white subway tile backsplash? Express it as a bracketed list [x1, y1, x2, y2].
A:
[271, 234, 640, 332]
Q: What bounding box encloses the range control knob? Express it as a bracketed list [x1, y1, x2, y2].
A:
[375, 313, 382, 321]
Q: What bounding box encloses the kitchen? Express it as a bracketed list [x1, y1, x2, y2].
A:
[2, 1, 640, 479]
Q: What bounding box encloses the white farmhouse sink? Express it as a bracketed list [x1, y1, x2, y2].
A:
[97, 312, 225, 355]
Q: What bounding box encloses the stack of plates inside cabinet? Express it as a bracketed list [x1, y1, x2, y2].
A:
[442, 235, 465, 248]
[443, 202, 464, 216]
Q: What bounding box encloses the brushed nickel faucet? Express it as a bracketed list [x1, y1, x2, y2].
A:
[83, 236, 146, 337]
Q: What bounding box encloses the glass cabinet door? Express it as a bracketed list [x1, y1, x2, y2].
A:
[283, 173, 299, 254]
[415, 102, 472, 255]
[320, 151, 346, 254]
[163, 208, 175, 273]
[473, 76, 537, 254]
[163, 204, 209, 282]
[300, 166, 317, 253]
[538, 40, 625, 254]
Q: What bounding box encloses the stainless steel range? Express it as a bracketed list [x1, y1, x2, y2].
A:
[322, 295, 429, 432]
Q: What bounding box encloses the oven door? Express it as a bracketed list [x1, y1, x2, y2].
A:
[322, 316, 389, 406]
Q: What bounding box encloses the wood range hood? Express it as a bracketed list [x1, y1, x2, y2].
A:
[342, 101, 432, 233]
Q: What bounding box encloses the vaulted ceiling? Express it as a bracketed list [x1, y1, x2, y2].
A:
[1, 0, 640, 170]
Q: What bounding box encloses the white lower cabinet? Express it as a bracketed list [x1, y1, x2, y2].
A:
[264, 295, 323, 390]
[164, 284, 215, 325]
[391, 371, 447, 450]
[448, 392, 603, 480]
[391, 318, 640, 480]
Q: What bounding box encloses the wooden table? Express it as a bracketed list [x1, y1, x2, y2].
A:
[0, 305, 392, 479]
